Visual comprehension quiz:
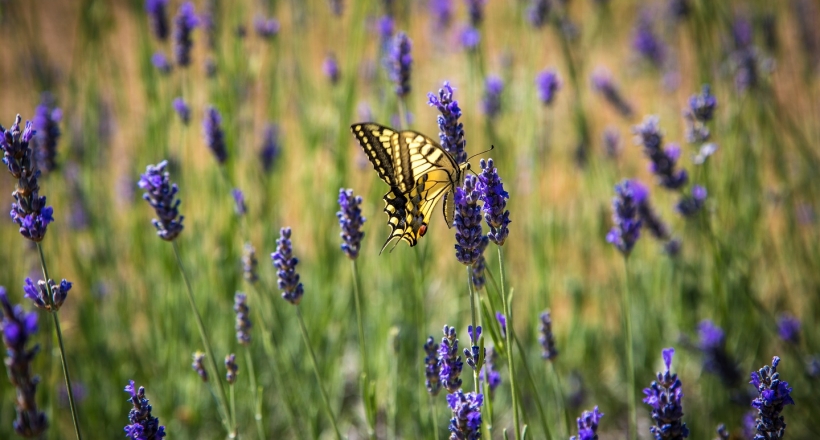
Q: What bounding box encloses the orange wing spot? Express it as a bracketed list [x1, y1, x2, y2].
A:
[419, 224, 428, 237]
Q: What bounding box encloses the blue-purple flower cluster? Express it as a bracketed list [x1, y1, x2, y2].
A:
[242, 242, 258, 283]
[337, 188, 366, 259]
[463, 325, 482, 372]
[203, 106, 228, 164]
[539, 310, 558, 360]
[481, 347, 501, 399]
[591, 68, 634, 118]
[634, 116, 688, 190]
[697, 320, 741, 387]
[535, 69, 561, 106]
[272, 227, 304, 305]
[173, 97, 190, 125]
[225, 353, 238, 384]
[428, 82, 467, 164]
[152, 52, 172, 74]
[643, 348, 689, 440]
[424, 336, 442, 396]
[439, 325, 463, 394]
[234, 293, 252, 345]
[24, 277, 72, 312]
[323, 54, 340, 85]
[606, 180, 643, 256]
[570, 406, 603, 440]
[777, 315, 800, 344]
[145, 0, 169, 41]
[388, 32, 413, 97]
[750, 356, 794, 439]
[232, 189, 247, 216]
[260, 123, 280, 173]
[454, 175, 489, 265]
[138, 160, 185, 241]
[446, 390, 483, 439]
[477, 158, 510, 246]
[470, 253, 486, 290]
[33, 93, 62, 173]
[482, 76, 503, 119]
[632, 11, 666, 68]
[173, 2, 199, 67]
[124, 380, 166, 439]
[192, 352, 208, 382]
[527, 0, 550, 28]
[254, 15, 280, 39]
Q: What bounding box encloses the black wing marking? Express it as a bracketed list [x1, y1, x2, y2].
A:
[351, 123, 397, 186]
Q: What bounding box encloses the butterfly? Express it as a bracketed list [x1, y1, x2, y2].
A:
[350, 122, 467, 253]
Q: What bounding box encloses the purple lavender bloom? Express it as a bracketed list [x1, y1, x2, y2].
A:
[446, 390, 483, 438]
[424, 336, 442, 396]
[539, 310, 558, 360]
[570, 406, 604, 440]
[23, 277, 71, 312]
[2, 115, 55, 242]
[463, 325, 482, 371]
[376, 15, 395, 45]
[732, 16, 753, 50]
[225, 353, 238, 384]
[688, 85, 717, 123]
[151, 52, 172, 75]
[477, 158, 510, 245]
[0, 288, 47, 437]
[697, 320, 741, 386]
[145, 0, 169, 40]
[124, 380, 166, 439]
[634, 116, 688, 190]
[470, 253, 486, 290]
[272, 227, 304, 305]
[242, 242, 258, 284]
[138, 160, 185, 241]
[439, 325, 463, 393]
[482, 75, 503, 119]
[172, 97, 190, 125]
[527, 0, 550, 28]
[428, 81, 467, 164]
[535, 69, 561, 106]
[603, 127, 621, 158]
[337, 188, 366, 259]
[714, 424, 729, 440]
[480, 347, 501, 398]
[192, 351, 208, 382]
[260, 123, 280, 173]
[495, 312, 507, 340]
[631, 181, 672, 241]
[743, 411, 757, 439]
[430, 0, 454, 31]
[202, 106, 227, 164]
[254, 15, 280, 39]
[606, 180, 643, 256]
[459, 26, 481, 51]
[643, 348, 690, 439]
[633, 11, 666, 67]
[750, 356, 794, 439]
[173, 2, 199, 67]
[676, 185, 706, 217]
[591, 68, 634, 118]
[323, 53, 340, 85]
[454, 175, 489, 265]
[387, 32, 413, 97]
[466, 0, 486, 26]
[777, 315, 800, 344]
[234, 293, 252, 345]
[33, 92, 62, 173]
[232, 188, 246, 216]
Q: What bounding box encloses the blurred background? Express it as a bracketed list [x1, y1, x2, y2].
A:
[0, 0, 818, 438]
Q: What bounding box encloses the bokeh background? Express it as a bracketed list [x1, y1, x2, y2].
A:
[0, 0, 818, 438]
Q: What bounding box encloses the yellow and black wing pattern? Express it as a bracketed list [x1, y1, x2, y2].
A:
[350, 122, 465, 253]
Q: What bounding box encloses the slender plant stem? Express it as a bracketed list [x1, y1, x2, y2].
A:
[466, 266, 480, 393]
[172, 241, 232, 433]
[512, 335, 550, 440]
[37, 243, 82, 440]
[229, 384, 237, 438]
[296, 305, 342, 440]
[431, 396, 440, 440]
[548, 362, 572, 439]
[351, 259, 376, 438]
[498, 246, 521, 440]
[622, 257, 637, 440]
[244, 347, 265, 440]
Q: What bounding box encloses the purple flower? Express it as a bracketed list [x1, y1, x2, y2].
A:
[234, 293, 252, 345]
[259, 123, 280, 173]
[376, 15, 395, 44]
[124, 380, 166, 439]
[482, 75, 503, 119]
[698, 319, 724, 351]
[254, 15, 280, 39]
[480, 347, 501, 398]
[0, 288, 47, 437]
[632, 11, 666, 67]
[454, 175, 489, 265]
[633, 116, 688, 190]
[697, 320, 741, 386]
[225, 353, 238, 384]
[463, 325, 482, 371]
[459, 26, 481, 50]
[173, 2, 199, 67]
[688, 85, 717, 123]
[743, 411, 757, 439]
[631, 181, 672, 242]
[750, 356, 794, 439]
[527, 0, 550, 28]
[337, 188, 366, 259]
[591, 67, 634, 117]
[23, 277, 71, 312]
[272, 227, 304, 305]
[138, 160, 185, 241]
[535, 69, 561, 106]
[172, 97, 190, 125]
[470, 253, 486, 290]
[428, 81, 467, 164]
[192, 352, 208, 382]
[424, 336, 442, 396]
[539, 310, 558, 360]
[714, 424, 729, 440]
[242, 242, 258, 284]
[387, 32, 413, 98]
[606, 180, 643, 256]
[603, 127, 621, 158]
[446, 390, 483, 438]
[430, 0, 454, 31]
[439, 325, 463, 393]
[570, 406, 604, 440]
[466, 0, 486, 26]
[202, 106, 227, 164]
[323, 53, 340, 85]
[643, 348, 690, 439]
[145, 0, 169, 40]
[477, 158, 510, 246]
[676, 185, 706, 217]
[232, 188, 246, 216]
[2, 115, 55, 242]
[495, 312, 507, 340]
[33, 92, 62, 173]
[777, 315, 800, 344]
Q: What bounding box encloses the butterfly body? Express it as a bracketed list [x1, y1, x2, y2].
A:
[350, 122, 466, 253]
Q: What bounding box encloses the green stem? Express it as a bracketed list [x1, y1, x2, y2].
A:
[431, 396, 440, 440]
[512, 335, 551, 440]
[229, 383, 237, 438]
[351, 259, 375, 438]
[467, 266, 480, 393]
[622, 257, 636, 440]
[172, 241, 232, 433]
[296, 305, 342, 440]
[548, 363, 571, 439]
[498, 246, 521, 440]
[37, 243, 82, 440]
[244, 347, 265, 440]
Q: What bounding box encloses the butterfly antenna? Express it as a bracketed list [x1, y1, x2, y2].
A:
[466, 144, 495, 163]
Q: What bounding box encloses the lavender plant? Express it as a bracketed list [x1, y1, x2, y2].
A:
[123, 381, 166, 439]
[428, 81, 467, 164]
[172, 97, 190, 125]
[591, 68, 634, 118]
[750, 356, 794, 439]
[145, 0, 169, 41]
[535, 69, 561, 106]
[202, 106, 227, 165]
[439, 325, 464, 394]
[570, 406, 603, 440]
[173, 2, 199, 67]
[32, 93, 62, 173]
[643, 348, 689, 439]
[482, 75, 503, 119]
[446, 390, 483, 439]
[697, 320, 741, 387]
[259, 123, 280, 173]
[387, 32, 412, 99]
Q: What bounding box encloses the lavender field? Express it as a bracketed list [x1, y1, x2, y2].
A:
[0, 0, 818, 438]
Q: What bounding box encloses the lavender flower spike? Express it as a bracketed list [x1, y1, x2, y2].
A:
[643, 348, 689, 439]
[463, 325, 482, 371]
[24, 277, 72, 311]
[466, 0, 486, 26]
[676, 186, 706, 217]
[138, 160, 184, 241]
[242, 242, 258, 284]
[203, 106, 228, 164]
[124, 380, 166, 439]
[454, 175, 489, 265]
[192, 351, 208, 382]
[633, 116, 688, 190]
[172, 97, 190, 125]
[447, 390, 483, 438]
[259, 123, 280, 173]
[272, 227, 304, 305]
[423, 336, 442, 396]
[481, 347, 501, 398]
[232, 188, 246, 216]
[388, 32, 412, 98]
[591, 68, 634, 118]
[570, 406, 604, 440]
[33, 92, 62, 173]
[697, 320, 741, 386]
[429, 0, 454, 31]
[151, 52, 172, 74]
[777, 314, 800, 344]
[0, 288, 47, 437]
[631, 180, 672, 242]
[689, 85, 717, 123]
[173, 1, 199, 67]
[535, 69, 561, 106]
[632, 11, 666, 67]
[527, 0, 550, 28]
[439, 325, 463, 393]
[254, 15, 280, 39]
[477, 158, 511, 246]
[750, 356, 794, 439]
[323, 54, 340, 85]
[495, 312, 507, 339]
[234, 293, 252, 345]
[428, 81, 467, 164]
[225, 354, 238, 384]
[606, 180, 642, 256]
[539, 310, 558, 360]
[482, 75, 503, 119]
[145, 0, 169, 40]
[337, 188, 366, 259]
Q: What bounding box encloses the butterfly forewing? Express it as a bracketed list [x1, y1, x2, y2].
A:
[351, 123, 398, 186]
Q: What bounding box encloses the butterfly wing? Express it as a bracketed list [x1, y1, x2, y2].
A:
[351, 123, 398, 186]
